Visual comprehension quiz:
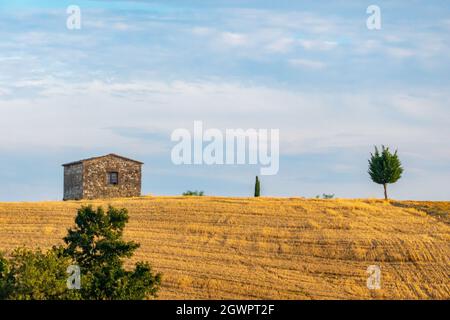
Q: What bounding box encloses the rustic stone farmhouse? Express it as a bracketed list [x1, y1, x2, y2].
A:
[62, 154, 143, 200]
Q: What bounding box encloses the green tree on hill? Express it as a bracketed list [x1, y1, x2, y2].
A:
[63, 205, 161, 299]
[0, 205, 161, 300]
[368, 146, 403, 200]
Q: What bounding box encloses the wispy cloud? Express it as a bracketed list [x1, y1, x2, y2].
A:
[386, 47, 415, 58]
[220, 32, 248, 46]
[298, 39, 338, 51]
[265, 37, 295, 53]
[289, 58, 326, 69]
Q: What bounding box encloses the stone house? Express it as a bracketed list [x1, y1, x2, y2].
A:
[62, 154, 143, 200]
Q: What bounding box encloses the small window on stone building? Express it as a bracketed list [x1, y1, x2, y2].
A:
[108, 172, 119, 185]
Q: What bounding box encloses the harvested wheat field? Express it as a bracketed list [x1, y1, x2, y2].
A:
[0, 196, 449, 299]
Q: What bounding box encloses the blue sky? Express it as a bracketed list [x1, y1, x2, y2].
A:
[0, 0, 449, 201]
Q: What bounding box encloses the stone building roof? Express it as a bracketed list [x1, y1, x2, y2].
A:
[62, 153, 144, 167]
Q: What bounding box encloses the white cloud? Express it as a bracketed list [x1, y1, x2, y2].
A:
[266, 37, 295, 53]
[239, 10, 343, 34]
[2, 79, 449, 159]
[386, 47, 415, 58]
[191, 27, 214, 36]
[220, 32, 248, 46]
[112, 22, 132, 31]
[289, 58, 326, 69]
[390, 93, 447, 120]
[384, 35, 404, 43]
[0, 56, 24, 62]
[355, 40, 381, 55]
[16, 32, 52, 46]
[0, 88, 11, 96]
[298, 39, 338, 51]
[266, 38, 338, 53]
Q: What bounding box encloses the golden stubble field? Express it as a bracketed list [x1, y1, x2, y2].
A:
[0, 196, 448, 299]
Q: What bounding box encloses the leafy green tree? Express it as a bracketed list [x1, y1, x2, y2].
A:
[63, 205, 161, 300]
[0, 248, 79, 300]
[254, 176, 261, 197]
[368, 145, 403, 200]
[0, 252, 10, 298]
[0, 205, 161, 300]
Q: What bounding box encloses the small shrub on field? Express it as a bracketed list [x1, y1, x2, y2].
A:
[183, 190, 204, 196]
[315, 193, 335, 199]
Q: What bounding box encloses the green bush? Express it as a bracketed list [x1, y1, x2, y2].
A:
[315, 194, 335, 199]
[0, 247, 79, 300]
[182, 190, 204, 196]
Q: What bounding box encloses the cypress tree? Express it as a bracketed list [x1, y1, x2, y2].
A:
[254, 176, 260, 197]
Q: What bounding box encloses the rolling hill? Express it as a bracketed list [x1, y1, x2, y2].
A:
[0, 196, 448, 299]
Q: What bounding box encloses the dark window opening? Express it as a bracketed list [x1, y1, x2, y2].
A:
[108, 172, 118, 185]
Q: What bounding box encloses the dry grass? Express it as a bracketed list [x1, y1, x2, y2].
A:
[0, 196, 448, 300]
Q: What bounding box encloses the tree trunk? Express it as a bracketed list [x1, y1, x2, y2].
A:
[383, 183, 388, 200]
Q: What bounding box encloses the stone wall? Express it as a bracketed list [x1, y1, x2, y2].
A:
[63, 163, 83, 200]
[82, 156, 142, 199]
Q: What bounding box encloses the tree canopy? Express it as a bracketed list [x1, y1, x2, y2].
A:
[0, 205, 161, 300]
[368, 145, 403, 200]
